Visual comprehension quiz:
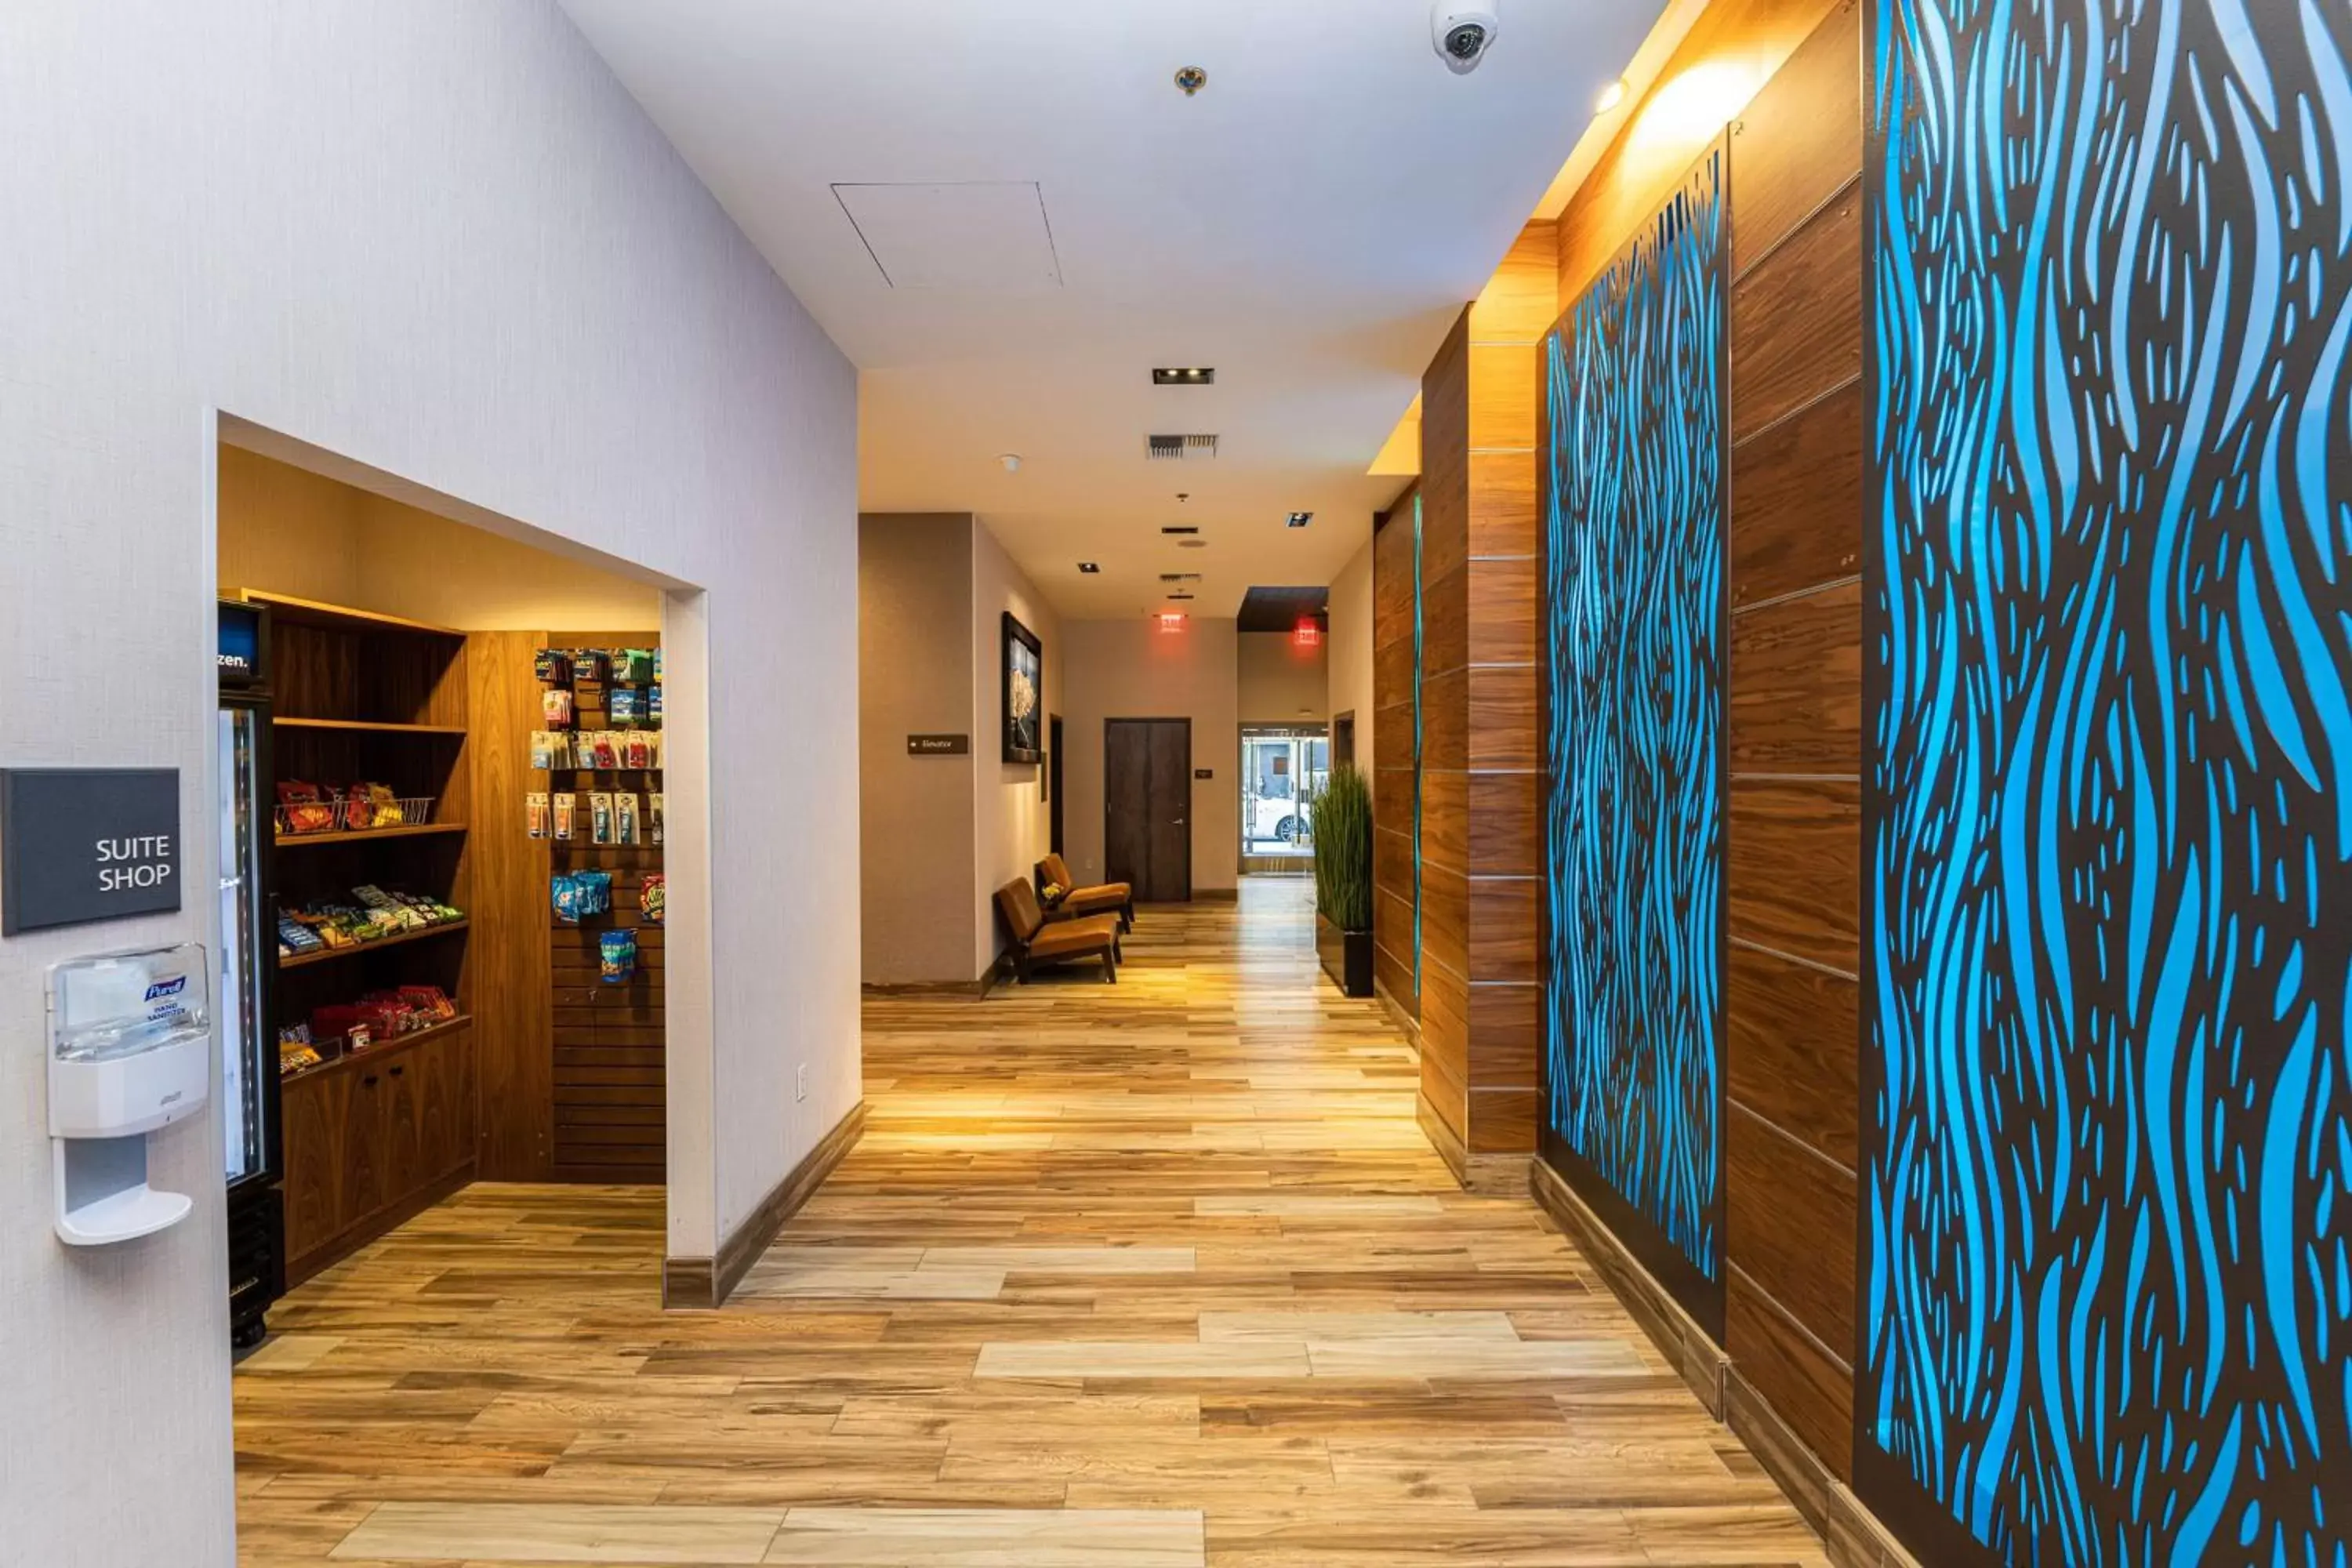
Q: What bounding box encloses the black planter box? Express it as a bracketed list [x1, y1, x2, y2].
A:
[1316, 913, 1374, 998]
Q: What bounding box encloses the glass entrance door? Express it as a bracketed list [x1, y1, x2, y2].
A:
[1241, 729, 1330, 859]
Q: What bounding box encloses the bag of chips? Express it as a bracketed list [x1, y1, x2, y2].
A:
[640, 872, 666, 925]
[552, 873, 583, 924]
[598, 927, 637, 985]
[578, 870, 613, 916]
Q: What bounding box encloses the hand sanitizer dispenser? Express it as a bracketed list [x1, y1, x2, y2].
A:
[48, 943, 210, 1245]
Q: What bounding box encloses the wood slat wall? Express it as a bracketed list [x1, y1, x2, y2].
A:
[1371, 485, 1422, 1017]
[467, 630, 557, 1180]
[1720, 1, 1864, 1479]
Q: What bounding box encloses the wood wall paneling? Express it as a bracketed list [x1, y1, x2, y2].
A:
[1726, 779, 1860, 974]
[1729, 379, 1864, 608]
[1726, 943, 1860, 1167]
[1466, 557, 1538, 666]
[467, 630, 557, 1181]
[1468, 452, 1538, 558]
[1466, 979, 1540, 1082]
[1726, 1105, 1856, 1356]
[1466, 877, 1537, 986]
[1466, 666, 1539, 771]
[1726, 190, 1863, 443]
[1729, 2, 1864, 278]
[1726, 582, 1862, 775]
[1727, 1272, 1856, 1478]
[1465, 772, 1540, 874]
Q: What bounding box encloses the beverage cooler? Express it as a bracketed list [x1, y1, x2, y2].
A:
[218, 600, 284, 1346]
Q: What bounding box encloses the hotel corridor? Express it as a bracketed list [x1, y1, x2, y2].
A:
[233, 879, 1822, 1566]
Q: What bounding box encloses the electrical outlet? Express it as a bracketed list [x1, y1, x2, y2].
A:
[795, 1064, 808, 1103]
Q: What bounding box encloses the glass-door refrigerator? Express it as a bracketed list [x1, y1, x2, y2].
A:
[218, 599, 283, 1347]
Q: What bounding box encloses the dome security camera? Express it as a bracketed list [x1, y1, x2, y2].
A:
[1432, 4, 1501, 74]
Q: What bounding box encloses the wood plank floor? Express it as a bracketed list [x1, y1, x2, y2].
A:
[235, 878, 1825, 1567]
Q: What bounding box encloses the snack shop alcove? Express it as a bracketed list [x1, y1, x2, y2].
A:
[216, 441, 673, 1340]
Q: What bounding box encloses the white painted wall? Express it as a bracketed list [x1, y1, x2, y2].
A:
[970, 521, 1060, 975]
[0, 5, 857, 1561]
[1326, 534, 1377, 788]
[1237, 631, 1331, 724]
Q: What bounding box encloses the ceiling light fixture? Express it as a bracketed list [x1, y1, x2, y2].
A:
[1161, 525, 1200, 535]
[1595, 78, 1628, 114]
[999, 453, 1023, 473]
[1174, 66, 1208, 97]
[1152, 367, 1215, 386]
[1077, 562, 1101, 574]
[1286, 512, 1313, 528]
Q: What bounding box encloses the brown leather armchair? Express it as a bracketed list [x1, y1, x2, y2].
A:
[1036, 851, 1133, 931]
[995, 878, 1120, 984]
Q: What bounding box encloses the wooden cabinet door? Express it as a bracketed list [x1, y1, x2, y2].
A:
[340, 1064, 390, 1227]
[438, 1029, 478, 1179]
[379, 1053, 426, 1199]
[280, 1071, 347, 1261]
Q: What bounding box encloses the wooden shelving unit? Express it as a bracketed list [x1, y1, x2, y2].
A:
[279, 919, 470, 970]
[246, 587, 478, 1285]
[277, 822, 469, 849]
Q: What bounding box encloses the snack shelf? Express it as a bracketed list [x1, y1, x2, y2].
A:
[235, 590, 463, 638]
[280, 919, 470, 970]
[276, 822, 468, 849]
[281, 1013, 472, 1084]
[276, 795, 438, 837]
[275, 717, 466, 736]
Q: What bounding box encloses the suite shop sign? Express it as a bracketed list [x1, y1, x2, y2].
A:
[0, 769, 182, 935]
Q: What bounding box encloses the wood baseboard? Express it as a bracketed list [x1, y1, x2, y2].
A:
[1528, 1154, 1728, 1415]
[1725, 1370, 1922, 1568]
[1414, 1091, 1526, 1196]
[1374, 979, 1421, 1048]
[862, 967, 997, 999]
[663, 1100, 867, 1309]
[286, 1162, 475, 1290]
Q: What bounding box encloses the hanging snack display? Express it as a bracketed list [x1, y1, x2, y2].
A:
[598, 927, 638, 985]
[640, 872, 666, 925]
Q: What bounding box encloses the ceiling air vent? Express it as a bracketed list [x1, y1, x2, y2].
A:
[1145, 434, 1219, 461]
[1158, 572, 1203, 583]
[1160, 525, 1200, 536]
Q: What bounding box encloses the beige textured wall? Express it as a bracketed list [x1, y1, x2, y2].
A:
[970, 520, 1059, 973]
[859, 514, 978, 985]
[1237, 630, 1329, 724]
[1062, 617, 1241, 895]
[219, 446, 661, 631]
[1325, 534, 1377, 789]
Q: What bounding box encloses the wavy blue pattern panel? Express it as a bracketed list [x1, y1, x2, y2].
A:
[1864, 0, 2352, 1559]
[1544, 151, 1727, 1288]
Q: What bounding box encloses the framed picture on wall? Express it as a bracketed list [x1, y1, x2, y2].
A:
[1001, 612, 1043, 764]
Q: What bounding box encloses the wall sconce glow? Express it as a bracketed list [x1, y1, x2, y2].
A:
[1630, 62, 1762, 153]
[1156, 612, 1189, 632]
[1594, 78, 1626, 114]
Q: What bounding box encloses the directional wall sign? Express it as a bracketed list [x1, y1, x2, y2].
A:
[1, 769, 183, 935]
[907, 734, 971, 756]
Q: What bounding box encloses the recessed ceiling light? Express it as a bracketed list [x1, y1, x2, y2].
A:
[1286, 511, 1313, 528]
[1077, 561, 1101, 574]
[1153, 368, 1215, 386]
[1595, 78, 1628, 114]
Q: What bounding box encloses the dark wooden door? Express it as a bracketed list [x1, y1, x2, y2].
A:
[1105, 718, 1191, 902]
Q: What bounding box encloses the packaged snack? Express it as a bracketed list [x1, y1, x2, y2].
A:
[648, 792, 666, 846]
[553, 793, 576, 841]
[396, 985, 458, 1024]
[338, 783, 373, 832]
[354, 885, 427, 930]
[368, 783, 405, 827]
[576, 869, 613, 916]
[278, 1036, 322, 1076]
[622, 731, 653, 770]
[598, 927, 638, 985]
[527, 792, 550, 839]
[552, 873, 583, 924]
[535, 648, 573, 685]
[615, 793, 638, 846]
[590, 792, 615, 846]
[648, 683, 663, 727]
[640, 872, 666, 925]
[570, 648, 608, 687]
[594, 731, 622, 768]
[653, 645, 663, 684]
[608, 684, 637, 728]
[543, 688, 575, 729]
[392, 889, 463, 924]
[529, 731, 557, 770]
[277, 914, 325, 954]
[570, 731, 594, 770]
[277, 781, 337, 836]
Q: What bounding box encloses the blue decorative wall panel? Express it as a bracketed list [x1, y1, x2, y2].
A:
[1542, 149, 1727, 1311]
[1863, 0, 2352, 1560]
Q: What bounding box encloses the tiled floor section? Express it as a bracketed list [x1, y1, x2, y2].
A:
[235, 879, 1824, 1566]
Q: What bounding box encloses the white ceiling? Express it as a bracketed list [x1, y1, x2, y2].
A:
[559, 0, 1665, 618]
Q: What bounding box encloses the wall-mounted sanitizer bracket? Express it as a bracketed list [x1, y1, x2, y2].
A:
[47, 943, 210, 1245]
